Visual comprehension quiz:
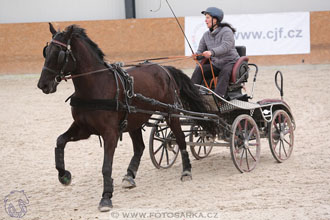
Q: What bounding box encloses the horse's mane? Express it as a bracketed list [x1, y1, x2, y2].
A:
[64, 25, 105, 61]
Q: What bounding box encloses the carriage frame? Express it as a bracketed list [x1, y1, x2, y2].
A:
[146, 59, 295, 173]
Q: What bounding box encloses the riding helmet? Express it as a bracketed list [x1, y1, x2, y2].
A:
[201, 7, 224, 23]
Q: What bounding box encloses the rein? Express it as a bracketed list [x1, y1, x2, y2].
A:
[194, 57, 217, 90]
[62, 68, 110, 81]
[43, 38, 217, 89]
[122, 55, 193, 67]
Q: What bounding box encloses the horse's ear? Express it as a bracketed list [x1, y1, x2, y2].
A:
[49, 23, 57, 35]
[63, 25, 74, 41]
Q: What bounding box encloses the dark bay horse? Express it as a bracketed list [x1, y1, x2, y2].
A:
[37, 23, 216, 211]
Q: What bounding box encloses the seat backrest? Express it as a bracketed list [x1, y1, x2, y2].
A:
[230, 56, 249, 84]
[235, 46, 246, 57]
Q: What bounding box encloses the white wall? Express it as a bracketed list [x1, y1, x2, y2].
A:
[0, 0, 125, 23]
[136, 0, 330, 18]
[1, 0, 330, 23]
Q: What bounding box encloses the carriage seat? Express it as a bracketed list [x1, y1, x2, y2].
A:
[226, 46, 250, 100]
[226, 56, 249, 101]
[230, 56, 249, 85]
[200, 46, 250, 101]
[201, 46, 249, 85]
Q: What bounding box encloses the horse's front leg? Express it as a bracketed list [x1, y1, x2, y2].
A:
[122, 128, 145, 189]
[55, 122, 91, 185]
[98, 129, 119, 212]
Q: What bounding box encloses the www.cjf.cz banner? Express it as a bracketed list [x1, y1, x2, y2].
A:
[184, 12, 310, 56]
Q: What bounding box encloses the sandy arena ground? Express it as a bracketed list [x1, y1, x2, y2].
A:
[1, 64, 330, 220]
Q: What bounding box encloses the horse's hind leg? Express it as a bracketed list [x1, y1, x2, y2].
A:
[55, 122, 91, 185]
[166, 118, 192, 181]
[122, 128, 145, 189]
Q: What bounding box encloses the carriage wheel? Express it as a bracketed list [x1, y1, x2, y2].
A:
[149, 124, 179, 169]
[230, 114, 261, 173]
[189, 125, 213, 160]
[268, 110, 294, 163]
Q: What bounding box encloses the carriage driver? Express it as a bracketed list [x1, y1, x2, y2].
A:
[191, 7, 240, 98]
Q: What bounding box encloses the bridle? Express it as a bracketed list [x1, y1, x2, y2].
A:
[42, 37, 116, 83]
[42, 37, 77, 83]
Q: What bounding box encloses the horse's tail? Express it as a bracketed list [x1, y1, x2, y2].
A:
[165, 66, 218, 135]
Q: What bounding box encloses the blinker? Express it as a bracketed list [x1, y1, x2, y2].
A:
[58, 51, 66, 65]
[43, 42, 49, 58]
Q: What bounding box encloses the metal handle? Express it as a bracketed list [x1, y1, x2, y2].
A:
[275, 71, 284, 100]
[248, 63, 258, 99]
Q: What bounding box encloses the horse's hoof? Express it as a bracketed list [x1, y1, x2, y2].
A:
[98, 198, 113, 212]
[122, 175, 136, 189]
[58, 170, 72, 185]
[181, 171, 192, 182]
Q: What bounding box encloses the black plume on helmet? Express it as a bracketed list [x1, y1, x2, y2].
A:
[201, 7, 224, 23]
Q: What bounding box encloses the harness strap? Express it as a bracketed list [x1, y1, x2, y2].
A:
[43, 66, 58, 75]
[108, 63, 134, 139]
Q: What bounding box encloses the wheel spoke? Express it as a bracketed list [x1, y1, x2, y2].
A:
[283, 116, 288, 124]
[283, 137, 292, 146]
[247, 126, 256, 140]
[247, 148, 257, 162]
[154, 144, 164, 155]
[239, 148, 245, 166]
[244, 119, 248, 135]
[235, 145, 241, 154]
[154, 137, 166, 142]
[272, 131, 280, 138]
[157, 126, 169, 133]
[197, 146, 202, 155]
[274, 122, 280, 134]
[273, 138, 280, 150]
[158, 147, 165, 166]
[235, 136, 243, 152]
[160, 129, 166, 140]
[235, 131, 241, 140]
[203, 146, 207, 155]
[245, 148, 250, 171]
[164, 129, 169, 139]
[280, 140, 288, 157]
[277, 114, 282, 124]
[173, 146, 179, 154]
[165, 146, 169, 165]
[283, 129, 291, 136]
[237, 122, 242, 132]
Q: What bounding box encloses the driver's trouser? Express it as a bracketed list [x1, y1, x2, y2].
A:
[191, 62, 234, 98]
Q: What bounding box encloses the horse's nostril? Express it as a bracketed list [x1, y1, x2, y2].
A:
[38, 81, 46, 89]
[37, 82, 48, 92]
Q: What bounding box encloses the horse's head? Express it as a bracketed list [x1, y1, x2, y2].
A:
[37, 23, 76, 94]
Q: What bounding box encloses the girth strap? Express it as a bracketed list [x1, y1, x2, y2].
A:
[70, 97, 126, 111]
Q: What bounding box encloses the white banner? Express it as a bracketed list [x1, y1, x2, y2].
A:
[185, 12, 310, 56]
